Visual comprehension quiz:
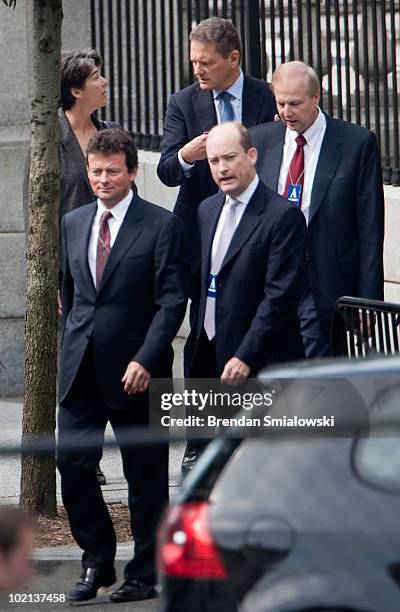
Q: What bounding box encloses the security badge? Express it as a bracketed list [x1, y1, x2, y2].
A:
[207, 273, 217, 297]
[287, 184, 302, 207]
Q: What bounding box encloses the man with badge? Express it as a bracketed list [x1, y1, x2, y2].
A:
[251, 61, 385, 357]
[183, 121, 308, 469]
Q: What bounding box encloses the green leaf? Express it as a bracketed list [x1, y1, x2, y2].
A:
[2, 0, 17, 8]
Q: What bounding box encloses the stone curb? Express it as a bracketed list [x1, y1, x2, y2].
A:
[23, 544, 133, 595]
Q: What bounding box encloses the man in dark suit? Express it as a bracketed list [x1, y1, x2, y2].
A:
[157, 17, 276, 262]
[251, 61, 385, 356]
[183, 122, 308, 466]
[57, 129, 186, 603]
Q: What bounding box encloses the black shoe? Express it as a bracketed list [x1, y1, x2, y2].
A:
[181, 446, 202, 476]
[68, 567, 116, 603]
[95, 464, 107, 486]
[109, 579, 157, 603]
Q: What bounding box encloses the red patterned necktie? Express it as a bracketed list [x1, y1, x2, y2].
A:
[96, 211, 113, 288]
[283, 134, 307, 208]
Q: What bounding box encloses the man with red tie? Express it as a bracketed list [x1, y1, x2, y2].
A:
[57, 129, 187, 603]
[251, 61, 385, 356]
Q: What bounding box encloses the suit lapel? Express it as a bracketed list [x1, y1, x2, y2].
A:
[220, 182, 265, 271]
[97, 194, 144, 294]
[201, 192, 225, 283]
[192, 87, 217, 133]
[259, 125, 286, 191]
[308, 116, 342, 224]
[58, 109, 92, 194]
[76, 202, 97, 295]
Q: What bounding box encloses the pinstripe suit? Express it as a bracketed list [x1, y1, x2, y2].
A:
[184, 180, 308, 377]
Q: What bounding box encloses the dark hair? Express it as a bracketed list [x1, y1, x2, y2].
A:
[0, 507, 32, 555]
[190, 17, 242, 60]
[86, 128, 138, 172]
[61, 48, 102, 111]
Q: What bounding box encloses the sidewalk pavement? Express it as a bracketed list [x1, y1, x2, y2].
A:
[0, 338, 187, 602]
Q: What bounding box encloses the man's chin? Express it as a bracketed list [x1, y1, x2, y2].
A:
[197, 80, 212, 90]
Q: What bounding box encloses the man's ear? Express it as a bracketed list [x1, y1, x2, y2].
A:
[230, 49, 240, 67]
[248, 147, 257, 166]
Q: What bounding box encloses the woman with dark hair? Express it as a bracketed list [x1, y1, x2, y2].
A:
[24, 48, 113, 222]
[24, 48, 116, 485]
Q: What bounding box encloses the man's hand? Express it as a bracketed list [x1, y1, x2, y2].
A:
[221, 357, 251, 386]
[180, 133, 208, 164]
[122, 361, 151, 394]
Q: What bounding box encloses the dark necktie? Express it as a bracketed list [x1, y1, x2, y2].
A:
[218, 91, 235, 122]
[96, 210, 112, 288]
[284, 134, 307, 208]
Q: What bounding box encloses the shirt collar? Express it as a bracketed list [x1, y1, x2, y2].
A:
[226, 174, 259, 206]
[285, 107, 326, 149]
[96, 189, 133, 222]
[213, 70, 244, 102]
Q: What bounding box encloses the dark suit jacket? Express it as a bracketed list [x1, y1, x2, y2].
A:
[184, 181, 308, 377]
[23, 109, 119, 230]
[59, 193, 187, 409]
[157, 75, 276, 257]
[251, 115, 385, 334]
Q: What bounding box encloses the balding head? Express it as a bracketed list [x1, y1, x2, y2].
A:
[271, 62, 320, 134]
[272, 61, 320, 97]
[206, 122, 257, 197]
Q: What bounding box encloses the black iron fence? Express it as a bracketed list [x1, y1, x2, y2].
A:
[90, 0, 400, 185]
[332, 296, 400, 357]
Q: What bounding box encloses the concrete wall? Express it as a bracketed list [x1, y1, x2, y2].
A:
[0, 2, 399, 396]
[0, 1, 92, 395]
[382, 186, 400, 303]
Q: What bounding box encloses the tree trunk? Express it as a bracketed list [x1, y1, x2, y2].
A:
[20, 0, 63, 517]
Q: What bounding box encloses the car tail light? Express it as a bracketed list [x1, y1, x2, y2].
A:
[157, 501, 227, 579]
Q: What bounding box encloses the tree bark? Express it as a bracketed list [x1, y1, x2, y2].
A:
[20, 0, 63, 517]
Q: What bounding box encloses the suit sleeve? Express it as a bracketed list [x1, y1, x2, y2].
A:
[60, 215, 74, 326]
[132, 215, 188, 373]
[234, 207, 308, 371]
[355, 131, 384, 299]
[157, 95, 192, 187]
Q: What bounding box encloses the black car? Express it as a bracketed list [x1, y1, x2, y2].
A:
[157, 357, 400, 612]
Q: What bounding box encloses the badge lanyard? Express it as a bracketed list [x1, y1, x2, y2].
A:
[286, 140, 316, 207]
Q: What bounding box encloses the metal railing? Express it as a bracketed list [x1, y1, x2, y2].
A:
[331, 296, 400, 358]
[90, 0, 400, 185]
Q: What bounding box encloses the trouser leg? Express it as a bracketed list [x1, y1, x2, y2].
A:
[110, 402, 169, 584]
[57, 347, 116, 573]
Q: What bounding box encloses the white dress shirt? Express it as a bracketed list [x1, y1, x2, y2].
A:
[277, 107, 326, 225]
[178, 71, 244, 174]
[211, 174, 259, 264]
[88, 190, 133, 286]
